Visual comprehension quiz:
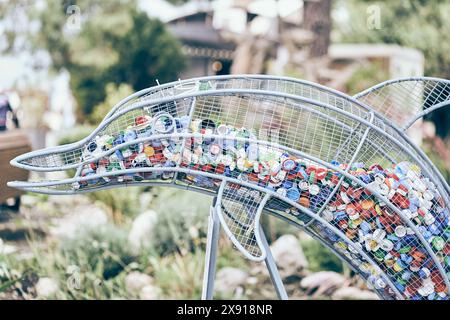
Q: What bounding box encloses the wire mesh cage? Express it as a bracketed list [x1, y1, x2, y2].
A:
[8, 75, 450, 300]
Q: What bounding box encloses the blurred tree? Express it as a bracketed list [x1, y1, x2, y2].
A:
[40, 1, 185, 121]
[166, 0, 191, 4]
[1, 0, 186, 122]
[90, 83, 134, 124]
[0, 0, 35, 53]
[335, 0, 450, 137]
[304, 0, 332, 58]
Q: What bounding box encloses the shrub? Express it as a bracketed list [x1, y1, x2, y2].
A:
[301, 238, 343, 273]
[58, 222, 135, 280]
[148, 188, 210, 255]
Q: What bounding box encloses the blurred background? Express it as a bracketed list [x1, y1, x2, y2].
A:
[0, 0, 449, 300]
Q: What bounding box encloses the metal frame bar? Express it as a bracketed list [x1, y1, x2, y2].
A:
[354, 77, 450, 196]
[403, 99, 450, 130]
[215, 181, 268, 262]
[100, 74, 449, 195]
[202, 199, 220, 300]
[313, 111, 375, 222]
[259, 224, 289, 300]
[273, 212, 393, 299]
[13, 174, 395, 299]
[10, 155, 413, 299]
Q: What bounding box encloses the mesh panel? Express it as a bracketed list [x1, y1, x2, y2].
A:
[355, 78, 450, 128]
[218, 183, 266, 260]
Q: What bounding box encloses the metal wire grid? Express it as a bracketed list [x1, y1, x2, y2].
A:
[13, 77, 449, 202]
[218, 183, 265, 260]
[105, 75, 449, 187]
[20, 100, 192, 169]
[8, 78, 450, 300]
[355, 78, 450, 130]
[188, 94, 364, 163]
[107, 76, 370, 122]
[309, 221, 397, 298]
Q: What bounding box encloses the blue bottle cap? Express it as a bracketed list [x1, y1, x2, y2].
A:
[401, 271, 412, 281]
[419, 267, 430, 279]
[282, 180, 294, 189]
[427, 293, 436, 300]
[115, 149, 124, 161]
[286, 188, 300, 202]
[400, 254, 413, 265]
[394, 282, 405, 292]
[124, 130, 137, 142]
[282, 159, 297, 171]
[387, 234, 399, 242]
[360, 221, 372, 234]
[334, 211, 347, 221]
[330, 160, 340, 166]
[113, 135, 125, 147]
[429, 224, 441, 235]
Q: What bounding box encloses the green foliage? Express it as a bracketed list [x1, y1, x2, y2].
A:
[344, 61, 389, 95]
[301, 238, 343, 273]
[148, 188, 210, 255]
[90, 83, 134, 124]
[150, 250, 204, 299]
[166, 0, 191, 5]
[87, 187, 144, 221]
[21, 0, 186, 121]
[335, 0, 450, 78]
[58, 222, 135, 280]
[2, 221, 137, 299]
[73, 11, 185, 119]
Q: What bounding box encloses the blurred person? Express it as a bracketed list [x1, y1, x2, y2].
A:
[0, 93, 19, 131]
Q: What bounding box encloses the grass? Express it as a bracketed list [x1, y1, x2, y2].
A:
[1, 183, 356, 300]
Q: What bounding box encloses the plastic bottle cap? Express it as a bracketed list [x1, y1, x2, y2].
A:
[236, 158, 247, 171]
[395, 225, 407, 238]
[299, 197, 310, 208]
[432, 237, 445, 251]
[286, 188, 300, 202]
[276, 188, 287, 197]
[381, 239, 394, 251]
[298, 181, 309, 191]
[309, 184, 320, 195]
[210, 144, 221, 155]
[340, 192, 350, 204]
[361, 199, 374, 210]
[322, 210, 334, 222]
[282, 159, 296, 171]
[87, 141, 97, 153]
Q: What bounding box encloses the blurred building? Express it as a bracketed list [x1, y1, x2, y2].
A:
[141, 0, 303, 78]
[167, 5, 236, 78]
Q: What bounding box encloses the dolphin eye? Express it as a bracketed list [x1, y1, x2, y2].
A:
[87, 141, 97, 153]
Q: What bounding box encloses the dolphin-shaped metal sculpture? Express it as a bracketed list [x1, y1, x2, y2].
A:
[8, 75, 450, 300]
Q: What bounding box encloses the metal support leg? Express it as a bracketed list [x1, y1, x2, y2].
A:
[201, 201, 220, 300]
[259, 225, 288, 300]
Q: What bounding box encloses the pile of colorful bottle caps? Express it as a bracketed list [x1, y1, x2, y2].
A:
[75, 114, 449, 299]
